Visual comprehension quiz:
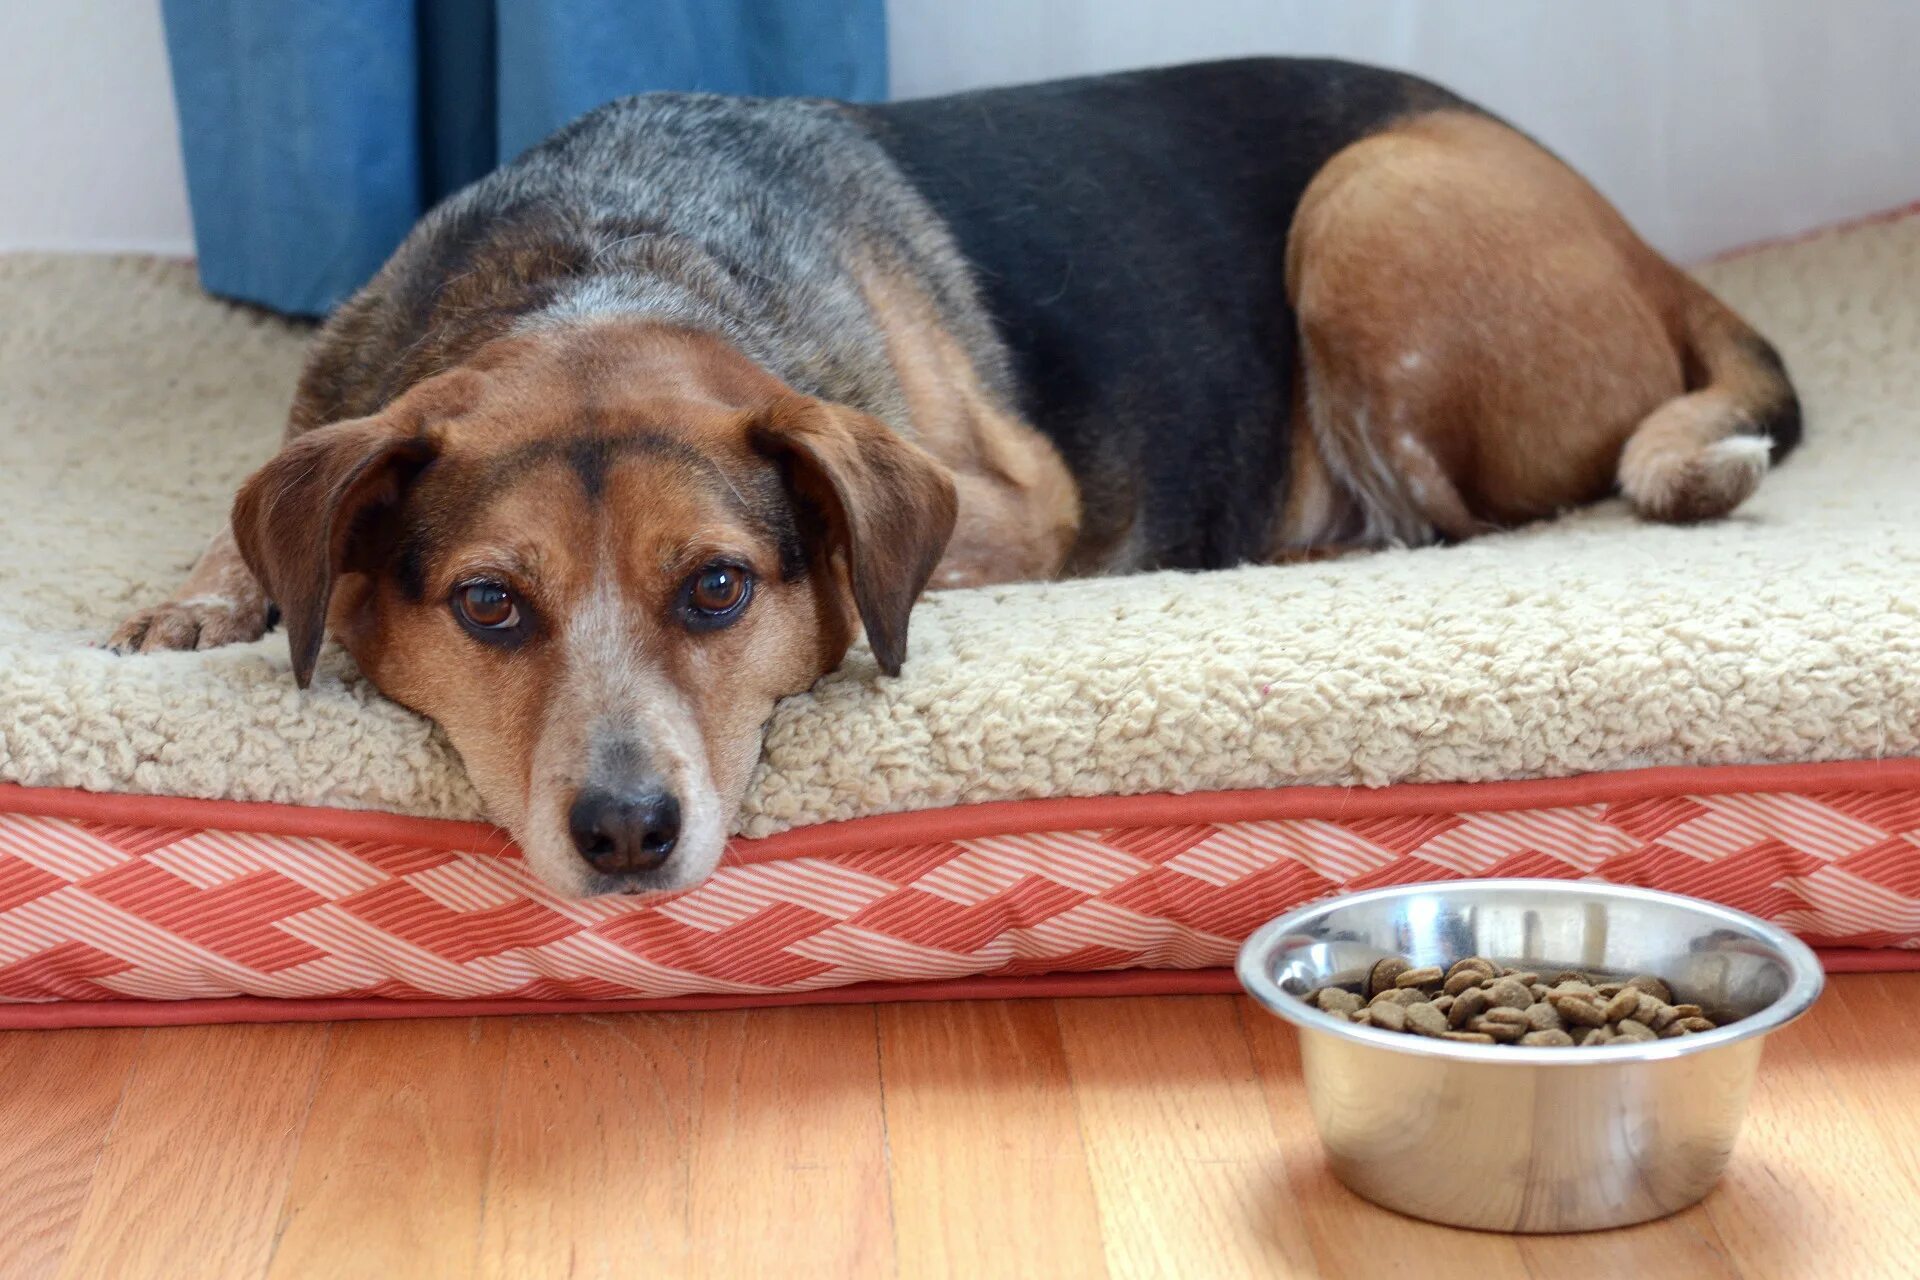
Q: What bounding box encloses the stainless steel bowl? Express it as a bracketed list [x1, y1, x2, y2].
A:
[1236, 879, 1824, 1233]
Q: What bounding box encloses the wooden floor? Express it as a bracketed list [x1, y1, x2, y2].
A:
[4, 974, 1917, 1279]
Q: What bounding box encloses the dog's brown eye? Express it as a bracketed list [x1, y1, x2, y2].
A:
[454, 582, 518, 630]
[683, 563, 752, 626]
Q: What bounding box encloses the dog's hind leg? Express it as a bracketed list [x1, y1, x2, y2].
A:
[1280, 108, 1794, 541]
[109, 522, 271, 652]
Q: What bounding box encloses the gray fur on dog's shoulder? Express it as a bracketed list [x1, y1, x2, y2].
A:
[305, 92, 1013, 440]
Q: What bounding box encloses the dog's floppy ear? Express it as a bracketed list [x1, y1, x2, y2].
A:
[750, 397, 957, 676]
[231, 375, 471, 686]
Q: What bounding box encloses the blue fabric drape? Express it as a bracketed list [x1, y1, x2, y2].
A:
[161, 0, 887, 316]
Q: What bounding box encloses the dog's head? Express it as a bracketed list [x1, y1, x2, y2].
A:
[232, 324, 955, 896]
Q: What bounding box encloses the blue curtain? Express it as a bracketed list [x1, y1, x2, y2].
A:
[161, 1, 888, 317]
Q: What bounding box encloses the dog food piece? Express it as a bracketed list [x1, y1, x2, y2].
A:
[1404, 1002, 1449, 1038]
[1371, 988, 1425, 1008]
[1297, 955, 1725, 1048]
[1394, 965, 1446, 991]
[1602, 988, 1642, 1023]
[1626, 974, 1674, 1004]
[1523, 1002, 1564, 1033]
[1485, 978, 1534, 1010]
[1446, 957, 1497, 982]
[1470, 1009, 1529, 1043]
[1548, 992, 1608, 1027]
[1370, 1001, 1408, 1033]
[1367, 957, 1411, 997]
[1448, 987, 1492, 1029]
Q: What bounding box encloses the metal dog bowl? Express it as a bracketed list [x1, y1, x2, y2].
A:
[1237, 880, 1824, 1233]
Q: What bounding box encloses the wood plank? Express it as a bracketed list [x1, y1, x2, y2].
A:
[0, 1028, 144, 1280]
[1700, 974, 1920, 1280]
[1053, 995, 1315, 1279]
[265, 1018, 509, 1280]
[479, 1005, 891, 1280]
[55, 1023, 331, 1280]
[877, 999, 1107, 1280]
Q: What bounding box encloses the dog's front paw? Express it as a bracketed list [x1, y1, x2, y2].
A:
[109, 595, 271, 653]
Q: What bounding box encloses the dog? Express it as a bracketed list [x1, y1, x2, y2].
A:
[112, 59, 1800, 897]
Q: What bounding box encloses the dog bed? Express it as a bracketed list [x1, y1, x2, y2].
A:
[4, 209, 1919, 1026]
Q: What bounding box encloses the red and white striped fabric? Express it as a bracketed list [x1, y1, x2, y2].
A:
[4, 759, 1918, 1026]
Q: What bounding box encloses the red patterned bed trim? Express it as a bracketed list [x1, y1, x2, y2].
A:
[3, 759, 1918, 1025]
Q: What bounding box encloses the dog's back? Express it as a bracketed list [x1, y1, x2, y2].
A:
[863, 59, 1467, 568]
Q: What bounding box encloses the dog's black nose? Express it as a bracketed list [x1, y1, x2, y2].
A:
[568, 786, 681, 873]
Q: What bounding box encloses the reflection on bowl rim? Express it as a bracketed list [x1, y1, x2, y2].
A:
[1236, 879, 1825, 1067]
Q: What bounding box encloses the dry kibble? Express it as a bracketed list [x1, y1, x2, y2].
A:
[1371, 988, 1425, 1008]
[1626, 975, 1674, 1005]
[1368, 957, 1411, 997]
[1395, 965, 1446, 990]
[1549, 992, 1608, 1027]
[1471, 1009, 1529, 1043]
[1404, 1002, 1449, 1037]
[1524, 1002, 1564, 1033]
[1298, 955, 1724, 1048]
[1446, 957, 1497, 982]
[1602, 988, 1642, 1023]
[1485, 978, 1534, 1010]
[1449, 987, 1492, 1029]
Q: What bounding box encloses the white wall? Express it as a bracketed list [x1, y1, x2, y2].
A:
[2, 1, 1915, 263]
[0, 0, 193, 254]
[889, 0, 1920, 263]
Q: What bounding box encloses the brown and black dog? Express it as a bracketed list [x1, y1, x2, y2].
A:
[114, 60, 1799, 897]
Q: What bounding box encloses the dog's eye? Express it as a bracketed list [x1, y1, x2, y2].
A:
[453, 581, 520, 632]
[681, 563, 752, 628]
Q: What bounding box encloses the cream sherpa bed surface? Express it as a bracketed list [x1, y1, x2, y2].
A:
[5, 216, 1918, 831]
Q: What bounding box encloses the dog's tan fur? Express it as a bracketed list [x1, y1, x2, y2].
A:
[1277, 110, 1779, 552]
